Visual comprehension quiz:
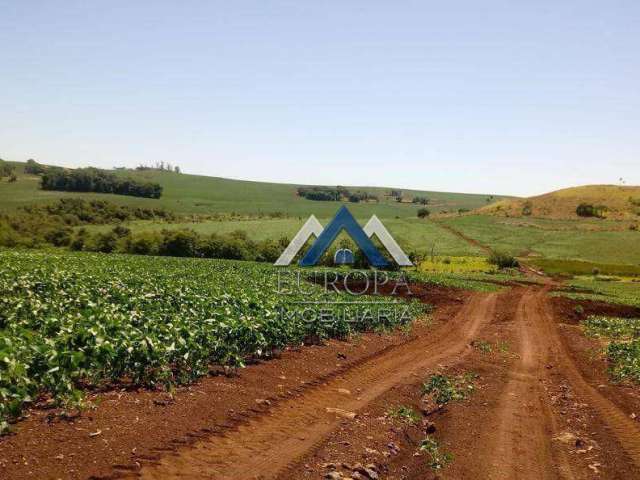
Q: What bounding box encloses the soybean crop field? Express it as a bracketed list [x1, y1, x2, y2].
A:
[0, 251, 421, 433]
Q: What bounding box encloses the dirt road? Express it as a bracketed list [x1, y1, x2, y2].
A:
[139, 294, 497, 479]
[132, 285, 640, 480]
[481, 288, 569, 480]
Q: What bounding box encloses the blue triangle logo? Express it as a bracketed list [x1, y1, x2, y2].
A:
[299, 206, 389, 267]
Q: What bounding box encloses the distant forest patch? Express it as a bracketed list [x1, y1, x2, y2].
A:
[297, 186, 378, 203]
[40, 167, 163, 199]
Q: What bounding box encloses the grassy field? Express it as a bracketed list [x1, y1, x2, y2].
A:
[3, 160, 640, 271]
[0, 161, 508, 217]
[441, 215, 640, 266]
[556, 276, 640, 308]
[82, 216, 485, 257]
[527, 259, 640, 277]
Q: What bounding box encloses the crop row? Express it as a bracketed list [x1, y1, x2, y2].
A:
[0, 251, 422, 433]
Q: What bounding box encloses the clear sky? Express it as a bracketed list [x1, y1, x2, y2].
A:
[1, 1, 638, 197]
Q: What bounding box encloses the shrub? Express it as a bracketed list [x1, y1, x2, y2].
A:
[488, 252, 519, 269]
[255, 240, 281, 263]
[44, 226, 73, 247]
[69, 229, 88, 251]
[576, 203, 608, 218]
[24, 159, 47, 175]
[159, 230, 200, 257]
[417, 208, 431, 218]
[29, 198, 174, 224]
[89, 232, 118, 253]
[412, 196, 429, 205]
[0, 159, 15, 180]
[0, 222, 24, 247]
[112, 225, 131, 238]
[125, 233, 160, 255]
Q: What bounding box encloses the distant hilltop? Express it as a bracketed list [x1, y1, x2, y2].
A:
[478, 185, 640, 220]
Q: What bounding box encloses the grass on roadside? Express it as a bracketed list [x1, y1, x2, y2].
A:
[386, 405, 421, 425]
[421, 372, 478, 406]
[529, 258, 640, 277]
[420, 436, 453, 470]
[584, 316, 640, 339]
[418, 256, 496, 274]
[607, 340, 640, 384]
[555, 277, 640, 308]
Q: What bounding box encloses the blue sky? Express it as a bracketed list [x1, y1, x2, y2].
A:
[1, 1, 638, 196]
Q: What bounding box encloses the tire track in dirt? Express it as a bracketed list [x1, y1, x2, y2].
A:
[429, 218, 494, 255]
[483, 288, 574, 480]
[533, 288, 640, 471]
[481, 286, 640, 479]
[138, 293, 497, 480]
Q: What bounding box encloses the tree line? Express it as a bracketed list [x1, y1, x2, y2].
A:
[135, 161, 181, 173]
[297, 186, 379, 203]
[0, 198, 290, 263]
[41, 167, 163, 199]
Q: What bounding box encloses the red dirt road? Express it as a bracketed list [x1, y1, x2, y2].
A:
[138, 287, 640, 480]
[138, 294, 496, 479]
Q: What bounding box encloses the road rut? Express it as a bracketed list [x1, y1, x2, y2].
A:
[139, 293, 497, 480]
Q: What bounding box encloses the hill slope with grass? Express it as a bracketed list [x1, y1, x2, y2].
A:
[0, 160, 510, 218]
[479, 185, 640, 219]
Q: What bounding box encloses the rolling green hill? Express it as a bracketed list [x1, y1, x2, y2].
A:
[0, 161, 510, 218]
[2, 160, 640, 270]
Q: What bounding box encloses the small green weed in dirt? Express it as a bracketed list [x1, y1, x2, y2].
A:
[472, 339, 510, 355]
[497, 340, 510, 354]
[420, 436, 453, 470]
[387, 405, 421, 425]
[472, 339, 493, 354]
[421, 372, 478, 405]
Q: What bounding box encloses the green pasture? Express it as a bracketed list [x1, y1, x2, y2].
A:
[441, 215, 640, 266]
[0, 161, 506, 217]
